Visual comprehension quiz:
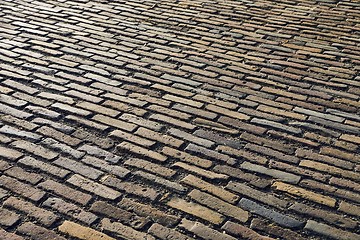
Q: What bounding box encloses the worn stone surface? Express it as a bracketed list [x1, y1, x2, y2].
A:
[0, 0, 359, 239]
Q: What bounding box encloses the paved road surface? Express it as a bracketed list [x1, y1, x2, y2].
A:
[0, 0, 359, 239]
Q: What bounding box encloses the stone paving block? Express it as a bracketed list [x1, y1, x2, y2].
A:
[100, 175, 159, 201]
[78, 144, 121, 163]
[43, 197, 97, 225]
[167, 198, 225, 225]
[134, 170, 187, 193]
[59, 221, 115, 240]
[11, 140, 59, 160]
[19, 156, 70, 178]
[19, 222, 65, 240]
[67, 174, 121, 200]
[110, 129, 156, 147]
[173, 162, 228, 180]
[179, 219, 236, 240]
[53, 157, 103, 179]
[227, 181, 288, 209]
[38, 179, 92, 205]
[101, 218, 155, 240]
[5, 166, 43, 184]
[0, 208, 20, 227]
[222, 221, 275, 240]
[250, 218, 306, 240]
[90, 200, 150, 229]
[117, 141, 167, 162]
[239, 198, 304, 228]
[240, 162, 301, 184]
[189, 189, 248, 222]
[120, 198, 180, 227]
[125, 158, 175, 178]
[181, 174, 239, 203]
[0, 103, 32, 119]
[148, 223, 194, 240]
[162, 146, 212, 168]
[272, 181, 336, 207]
[4, 197, 58, 226]
[289, 202, 357, 229]
[0, 146, 23, 161]
[0, 228, 24, 240]
[304, 220, 360, 240]
[0, 175, 45, 202]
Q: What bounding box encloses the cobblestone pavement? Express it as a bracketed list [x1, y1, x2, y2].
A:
[0, 0, 359, 239]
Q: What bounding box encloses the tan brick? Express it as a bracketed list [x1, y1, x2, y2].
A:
[117, 142, 167, 162]
[206, 104, 250, 120]
[52, 103, 91, 116]
[305, 220, 360, 240]
[120, 113, 163, 131]
[103, 100, 147, 116]
[272, 181, 336, 207]
[59, 221, 115, 240]
[148, 223, 194, 240]
[110, 129, 155, 147]
[77, 101, 119, 117]
[4, 197, 58, 226]
[19, 222, 65, 240]
[320, 146, 359, 163]
[257, 105, 307, 120]
[173, 162, 228, 180]
[216, 145, 268, 165]
[36, 126, 81, 147]
[101, 175, 160, 201]
[162, 146, 212, 168]
[193, 94, 238, 109]
[262, 86, 306, 100]
[299, 160, 360, 181]
[222, 221, 275, 240]
[129, 92, 171, 106]
[18, 156, 70, 179]
[67, 174, 121, 200]
[101, 218, 155, 240]
[92, 114, 136, 131]
[338, 201, 360, 217]
[167, 197, 225, 225]
[189, 189, 248, 222]
[5, 166, 43, 184]
[149, 113, 196, 130]
[10, 140, 58, 160]
[0, 228, 24, 240]
[120, 198, 179, 227]
[0, 208, 20, 227]
[0, 175, 45, 202]
[43, 197, 97, 224]
[152, 83, 194, 97]
[135, 127, 183, 148]
[0, 146, 23, 160]
[38, 179, 92, 205]
[300, 179, 360, 204]
[181, 174, 239, 203]
[125, 158, 175, 178]
[0, 115, 38, 131]
[179, 219, 236, 240]
[163, 94, 203, 108]
[334, 140, 358, 151]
